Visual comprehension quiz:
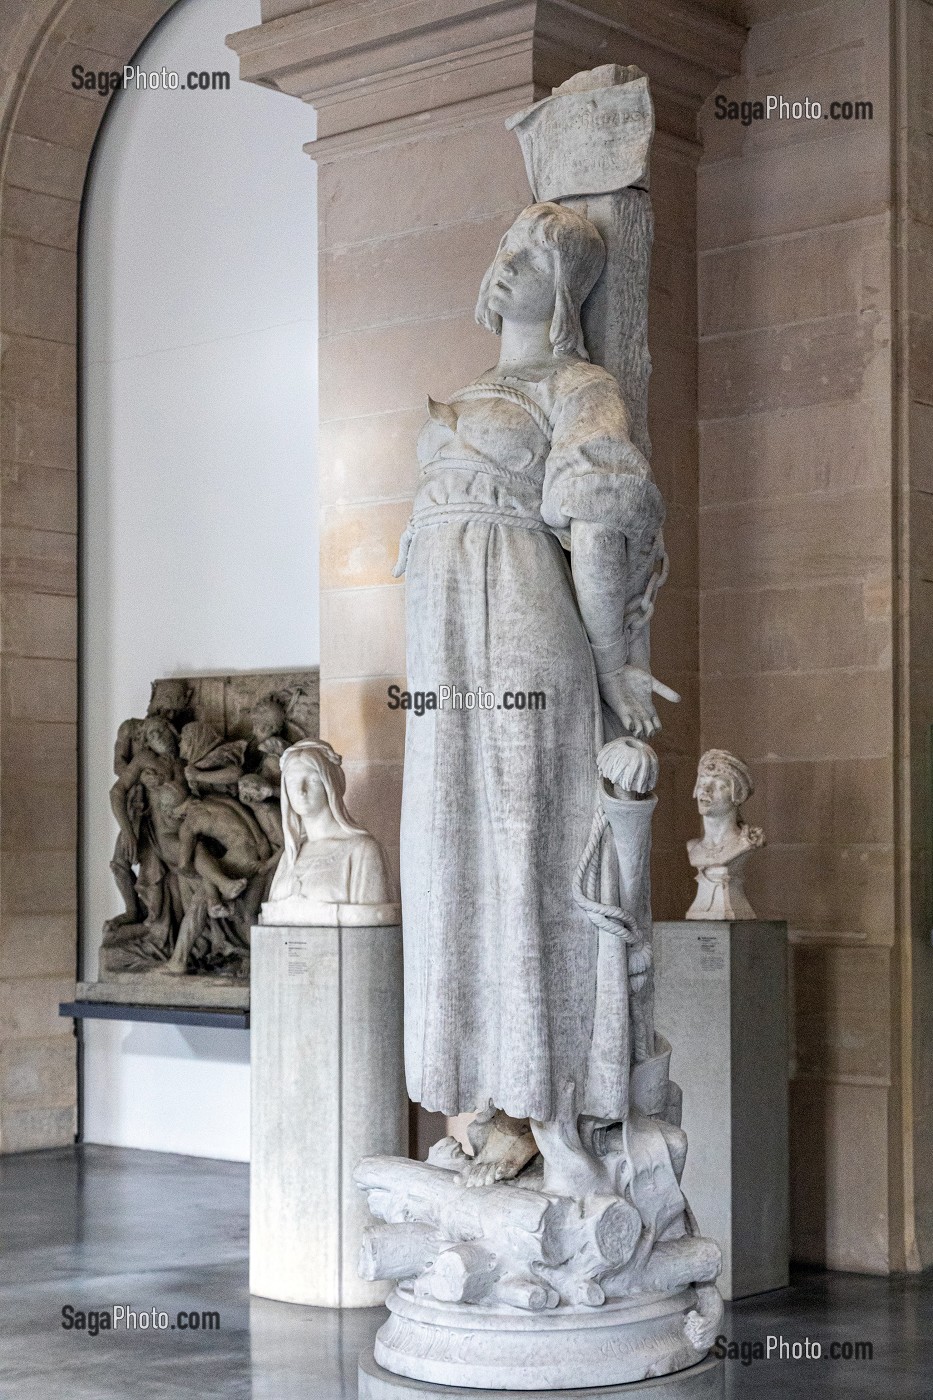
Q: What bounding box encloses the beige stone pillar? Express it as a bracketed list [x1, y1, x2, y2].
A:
[697, 0, 933, 1273]
[228, 0, 743, 919]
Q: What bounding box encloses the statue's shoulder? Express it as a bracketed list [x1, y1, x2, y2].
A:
[549, 358, 618, 396]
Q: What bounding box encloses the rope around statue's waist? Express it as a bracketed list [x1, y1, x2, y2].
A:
[392, 503, 555, 576]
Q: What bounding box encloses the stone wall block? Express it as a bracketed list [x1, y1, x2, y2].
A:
[700, 219, 889, 337]
[1, 187, 80, 252]
[0, 914, 74, 979]
[789, 1078, 890, 1272]
[1, 850, 76, 917]
[3, 782, 77, 852]
[319, 119, 529, 250]
[698, 127, 890, 250]
[2, 656, 76, 722]
[0, 525, 76, 594]
[0, 335, 76, 408]
[700, 670, 891, 764]
[319, 585, 406, 681]
[320, 676, 406, 764]
[700, 580, 891, 675]
[320, 316, 494, 421]
[0, 235, 77, 342]
[0, 1035, 76, 1105]
[750, 843, 895, 944]
[1, 721, 77, 789]
[318, 410, 422, 506]
[700, 313, 890, 421]
[319, 499, 411, 590]
[791, 943, 892, 1081]
[700, 489, 890, 592]
[699, 400, 890, 505]
[4, 134, 87, 204]
[322, 212, 514, 336]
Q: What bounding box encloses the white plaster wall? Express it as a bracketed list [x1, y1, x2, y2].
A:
[80, 0, 317, 1161]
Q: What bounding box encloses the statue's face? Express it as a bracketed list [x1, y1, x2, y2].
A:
[239, 777, 273, 805]
[252, 706, 283, 741]
[146, 722, 177, 757]
[695, 773, 733, 818]
[484, 222, 557, 325]
[285, 763, 328, 821]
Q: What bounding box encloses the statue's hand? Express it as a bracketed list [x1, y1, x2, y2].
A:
[597, 665, 679, 740]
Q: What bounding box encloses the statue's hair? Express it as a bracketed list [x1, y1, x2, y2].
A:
[269, 741, 366, 902]
[475, 202, 606, 359]
[694, 749, 754, 807]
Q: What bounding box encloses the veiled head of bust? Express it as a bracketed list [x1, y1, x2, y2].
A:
[279, 740, 365, 852]
[475, 201, 606, 358]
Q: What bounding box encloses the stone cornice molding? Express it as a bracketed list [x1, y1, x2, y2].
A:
[227, 0, 744, 152]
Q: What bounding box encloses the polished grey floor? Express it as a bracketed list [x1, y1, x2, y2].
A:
[0, 1145, 929, 1398]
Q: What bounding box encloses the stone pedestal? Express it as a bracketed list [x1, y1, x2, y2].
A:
[653, 921, 788, 1300]
[358, 1350, 725, 1398]
[249, 923, 407, 1307]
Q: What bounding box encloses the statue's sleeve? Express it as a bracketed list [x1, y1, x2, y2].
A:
[540, 366, 664, 544]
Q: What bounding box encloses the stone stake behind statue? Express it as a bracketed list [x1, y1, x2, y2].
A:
[356, 66, 722, 1393]
[685, 749, 765, 921]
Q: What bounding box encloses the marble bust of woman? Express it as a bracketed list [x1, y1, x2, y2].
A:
[260, 740, 399, 928]
[685, 748, 765, 921]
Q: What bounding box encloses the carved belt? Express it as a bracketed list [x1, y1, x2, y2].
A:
[392, 502, 554, 577]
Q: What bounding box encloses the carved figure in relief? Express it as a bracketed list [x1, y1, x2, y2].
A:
[101, 675, 315, 979]
[685, 749, 765, 921]
[107, 680, 191, 928]
[244, 696, 291, 790]
[180, 721, 247, 796]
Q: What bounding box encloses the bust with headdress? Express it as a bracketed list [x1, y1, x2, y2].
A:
[686, 749, 765, 921]
[260, 739, 399, 928]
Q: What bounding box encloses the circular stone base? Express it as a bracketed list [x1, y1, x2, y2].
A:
[371, 1287, 713, 1391]
[359, 1349, 724, 1398]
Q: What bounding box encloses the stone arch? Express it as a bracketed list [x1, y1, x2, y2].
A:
[0, 0, 177, 1152]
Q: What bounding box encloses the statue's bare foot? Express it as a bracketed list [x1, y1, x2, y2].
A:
[457, 1109, 539, 1188]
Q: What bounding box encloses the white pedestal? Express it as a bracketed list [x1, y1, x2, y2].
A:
[654, 920, 789, 1301]
[250, 923, 407, 1308]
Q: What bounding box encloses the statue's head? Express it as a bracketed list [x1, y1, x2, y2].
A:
[238, 773, 276, 806]
[142, 716, 178, 757]
[179, 721, 221, 764]
[693, 749, 753, 816]
[250, 696, 286, 742]
[475, 202, 606, 358]
[279, 740, 365, 855]
[148, 678, 191, 719]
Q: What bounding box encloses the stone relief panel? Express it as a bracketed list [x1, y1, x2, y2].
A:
[90, 669, 319, 998]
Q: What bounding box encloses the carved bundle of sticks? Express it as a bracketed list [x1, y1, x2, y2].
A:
[355, 1157, 642, 1311]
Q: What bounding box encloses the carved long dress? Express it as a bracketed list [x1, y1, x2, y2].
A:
[399, 357, 664, 1123]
